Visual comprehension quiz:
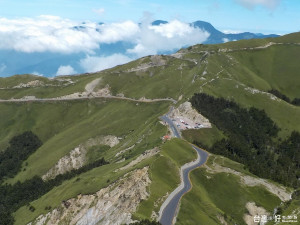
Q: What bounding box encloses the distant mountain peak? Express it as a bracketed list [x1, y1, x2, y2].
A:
[190, 20, 279, 44]
[151, 20, 168, 26]
[151, 20, 279, 44]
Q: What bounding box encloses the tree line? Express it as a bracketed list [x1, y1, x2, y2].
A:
[268, 89, 300, 106]
[191, 93, 300, 188]
[131, 220, 161, 225]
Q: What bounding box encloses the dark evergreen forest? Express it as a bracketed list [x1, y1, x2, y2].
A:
[191, 93, 300, 188]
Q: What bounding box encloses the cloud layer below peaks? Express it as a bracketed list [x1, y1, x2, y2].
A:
[0, 15, 209, 56]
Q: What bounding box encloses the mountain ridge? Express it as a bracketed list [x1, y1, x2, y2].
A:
[152, 19, 279, 44]
[0, 32, 299, 225]
[0, 19, 280, 77]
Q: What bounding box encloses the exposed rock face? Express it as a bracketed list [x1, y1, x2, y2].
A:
[41, 146, 86, 181]
[29, 167, 151, 225]
[42, 136, 119, 181]
[13, 80, 45, 88]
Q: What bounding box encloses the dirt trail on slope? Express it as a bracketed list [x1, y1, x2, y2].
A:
[0, 78, 176, 103]
[85, 78, 101, 93]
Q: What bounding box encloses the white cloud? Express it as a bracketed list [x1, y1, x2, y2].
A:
[80, 54, 132, 73]
[0, 16, 139, 53]
[0, 63, 6, 73]
[31, 71, 44, 76]
[127, 19, 210, 57]
[0, 15, 208, 57]
[97, 21, 139, 43]
[222, 38, 230, 43]
[0, 15, 210, 76]
[234, 0, 281, 9]
[222, 29, 242, 34]
[93, 8, 105, 16]
[56, 65, 77, 76]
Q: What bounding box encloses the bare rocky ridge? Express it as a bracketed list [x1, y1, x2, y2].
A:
[42, 136, 119, 181]
[29, 167, 151, 225]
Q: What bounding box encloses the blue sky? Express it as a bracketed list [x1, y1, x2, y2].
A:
[0, 0, 299, 34]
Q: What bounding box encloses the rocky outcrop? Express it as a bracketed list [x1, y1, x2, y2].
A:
[42, 136, 119, 181]
[13, 80, 45, 88]
[29, 167, 151, 225]
[41, 146, 86, 181]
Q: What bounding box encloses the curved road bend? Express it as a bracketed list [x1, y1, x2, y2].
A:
[159, 113, 209, 225]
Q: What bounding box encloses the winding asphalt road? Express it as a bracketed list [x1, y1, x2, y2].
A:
[159, 112, 209, 225]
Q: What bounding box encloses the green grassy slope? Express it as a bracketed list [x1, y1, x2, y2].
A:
[134, 139, 197, 219]
[182, 125, 224, 148]
[177, 155, 282, 225]
[0, 73, 101, 99]
[3, 100, 169, 183]
[229, 45, 300, 99]
[0, 32, 299, 225]
[14, 138, 197, 225]
[0, 37, 299, 140]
